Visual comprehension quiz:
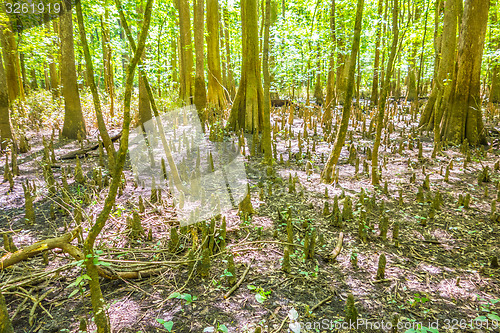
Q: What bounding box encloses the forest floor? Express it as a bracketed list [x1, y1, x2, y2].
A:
[1, 92, 500, 333]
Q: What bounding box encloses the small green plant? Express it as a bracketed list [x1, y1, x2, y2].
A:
[220, 269, 233, 278]
[67, 273, 91, 298]
[156, 318, 173, 332]
[475, 296, 500, 324]
[247, 284, 271, 303]
[168, 292, 198, 305]
[408, 293, 430, 307]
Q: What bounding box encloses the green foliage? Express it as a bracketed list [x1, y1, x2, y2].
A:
[167, 292, 198, 305]
[247, 284, 271, 303]
[156, 318, 174, 332]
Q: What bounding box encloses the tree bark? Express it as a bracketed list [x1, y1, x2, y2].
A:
[323, 0, 336, 127]
[262, 0, 272, 163]
[75, 0, 116, 170]
[227, 0, 264, 133]
[490, 9, 499, 103]
[206, 0, 227, 110]
[137, 1, 152, 126]
[193, 0, 207, 116]
[371, 0, 398, 186]
[0, 24, 24, 102]
[0, 42, 14, 150]
[177, 0, 194, 104]
[441, 0, 489, 146]
[321, 0, 364, 183]
[0, 291, 14, 333]
[60, 0, 86, 140]
[370, 0, 384, 106]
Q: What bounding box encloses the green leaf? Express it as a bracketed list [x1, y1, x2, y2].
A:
[218, 324, 228, 333]
[168, 292, 181, 299]
[487, 313, 500, 321]
[255, 294, 267, 303]
[247, 284, 257, 290]
[68, 289, 80, 298]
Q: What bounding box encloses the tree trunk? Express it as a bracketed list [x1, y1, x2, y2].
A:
[0, 46, 14, 150]
[223, 7, 236, 99]
[313, 45, 323, 105]
[490, 9, 500, 103]
[441, 0, 489, 146]
[227, 0, 264, 133]
[0, 25, 24, 102]
[321, 0, 364, 183]
[193, 0, 207, 116]
[429, 0, 458, 156]
[206, 0, 227, 110]
[101, 7, 115, 117]
[137, 1, 152, 126]
[177, 0, 194, 104]
[370, 0, 384, 106]
[83, 1, 153, 331]
[75, 0, 116, 170]
[262, 0, 272, 163]
[371, 0, 398, 186]
[60, 0, 86, 140]
[324, 0, 336, 127]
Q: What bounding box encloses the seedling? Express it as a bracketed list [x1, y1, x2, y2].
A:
[247, 284, 271, 303]
[168, 292, 198, 305]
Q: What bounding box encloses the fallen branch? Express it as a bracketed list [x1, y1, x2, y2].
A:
[310, 295, 335, 312]
[224, 261, 252, 299]
[59, 132, 122, 160]
[0, 228, 81, 269]
[329, 232, 344, 261]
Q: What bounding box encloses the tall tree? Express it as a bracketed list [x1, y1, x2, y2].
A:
[262, 0, 272, 163]
[321, 0, 364, 183]
[0, 23, 24, 102]
[101, 5, 115, 117]
[227, 0, 264, 133]
[489, 6, 499, 103]
[177, 0, 194, 104]
[441, 0, 490, 146]
[75, 0, 116, 170]
[323, 0, 336, 128]
[370, 0, 384, 106]
[138, 1, 153, 126]
[0, 41, 14, 149]
[193, 0, 207, 116]
[206, 0, 227, 110]
[371, 0, 399, 185]
[60, 0, 86, 140]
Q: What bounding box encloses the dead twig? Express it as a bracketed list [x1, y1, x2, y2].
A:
[311, 295, 335, 312]
[224, 261, 252, 299]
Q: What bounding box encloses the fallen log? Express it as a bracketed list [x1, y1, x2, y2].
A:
[0, 228, 81, 269]
[60, 132, 122, 160]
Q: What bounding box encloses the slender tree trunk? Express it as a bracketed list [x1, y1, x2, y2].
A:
[428, 0, 458, 156]
[223, 7, 236, 99]
[137, 1, 152, 126]
[321, 0, 364, 183]
[227, 0, 264, 133]
[313, 45, 323, 105]
[101, 6, 115, 117]
[83, 1, 153, 332]
[324, 0, 336, 127]
[76, 0, 116, 170]
[60, 0, 86, 140]
[490, 9, 500, 103]
[441, 0, 489, 146]
[262, 0, 272, 163]
[193, 0, 207, 116]
[177, 0, 194, 104]
[370, 0, 384, 106]
[371, 0, 398, 186]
